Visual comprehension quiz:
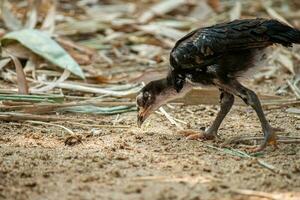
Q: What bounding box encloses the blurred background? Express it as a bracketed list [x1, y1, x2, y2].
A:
[0, 0, 300, 102]
[1, 1, 300, 200]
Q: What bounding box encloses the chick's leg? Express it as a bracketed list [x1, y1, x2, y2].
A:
[186, 91, 234, 140]
[219, 80, 277, 151]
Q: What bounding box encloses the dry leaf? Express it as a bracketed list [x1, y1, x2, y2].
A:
[207, 0, 221, 12]
[189, 1, 214, 20]
[9, 54, 29, 94]
[32, 70, 70, 93]
[277, 53, 295, 74]
[41, 0, 57, 34]
[138, 24, 186, 41]
[139, 0, 187, 24]
[0, 0, 23, 31]
[2, 43, 34, 59]
[0, 58, 12, 71]
[230, 1, 241, 21]
[131, 44, 162, 59]
[286, 108, 300, 115]
[264, 4, 293, 27]
[24, 0, 38, 29]
[130, 69, 168, 84]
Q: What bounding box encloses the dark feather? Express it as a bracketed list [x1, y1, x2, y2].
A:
[169, 18, 300, 89]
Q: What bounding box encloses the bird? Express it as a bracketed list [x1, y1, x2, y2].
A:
[136, 18, 300, 151]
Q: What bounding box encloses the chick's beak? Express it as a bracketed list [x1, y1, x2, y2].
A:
[137, 106, 151, 128]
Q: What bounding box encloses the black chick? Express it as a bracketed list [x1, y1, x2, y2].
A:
[136, 18, 300, 151]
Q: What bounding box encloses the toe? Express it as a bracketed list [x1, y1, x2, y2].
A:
[178, 129, 216, 140]
[186, 133, 205, 140]
[249, 145, 265, 153]
[178, 129, 201, 137]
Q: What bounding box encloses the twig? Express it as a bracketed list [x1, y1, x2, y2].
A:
[113, 114, 120, 125]
[286, 107, 300, 115]
[287, 80, 300, 99]
[99, 51, 113, 65]
[0, 87, 295, 107]
[276, 140, 300, 144]
[131, 175, 216, 184]
[61, 121, 130, 128]
[0, 101, 135, 114]
[32, 69, 70, 93]
[158, 107, 182, 129]
[40, 0, 56, 34]
[173, 117, 187, 125]
[263, 100, 300, 109]
[156, 109, 187, 125]
[226, 136, 300, 144]
[204, 144, 276, 173]
[26, 120, 74, 135]
[0, 112, 73, 122]
[232, 189, 282, 200]
[8, 54, 29, 94]
[2, 101, 33, 106]
[37, 82, 141, 97]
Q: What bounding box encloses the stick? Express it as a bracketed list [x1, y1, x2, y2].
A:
[0, 112, 72, 122]
[32, 69, 70, 93]
[287, 80, 300, 99]
[226, 136, 300, 144]
[173, 117, 187, 125]
[0, 101, 135, 114]
[232, 189, 281, 200]
[8, 54, 29, 94]
[61, 121, 130, 128]
[158, 107, 182, 129]
[39, 82, 141, 97]
[26, 120, 74, 135]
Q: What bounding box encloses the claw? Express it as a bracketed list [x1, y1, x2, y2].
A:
[178, 129, 216, 140]
[247, 130, 278, 153]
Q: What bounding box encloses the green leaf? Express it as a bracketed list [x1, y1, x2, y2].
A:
[0, 93, 64, 103]
[1, 29, 85, 79]
[59, 105, 136, 115]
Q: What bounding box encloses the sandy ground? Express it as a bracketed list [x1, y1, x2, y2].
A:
[1, 94, 300, 200]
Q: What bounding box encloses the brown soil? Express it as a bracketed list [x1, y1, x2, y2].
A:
[0, 89, 300, 200]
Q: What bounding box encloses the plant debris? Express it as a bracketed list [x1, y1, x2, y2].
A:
[0, 1, 300, 200]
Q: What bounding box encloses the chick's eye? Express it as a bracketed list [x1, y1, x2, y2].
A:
[143, 91, 149, 98]
[143, 92, 151, 101]
[137, 96, 144, 107]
